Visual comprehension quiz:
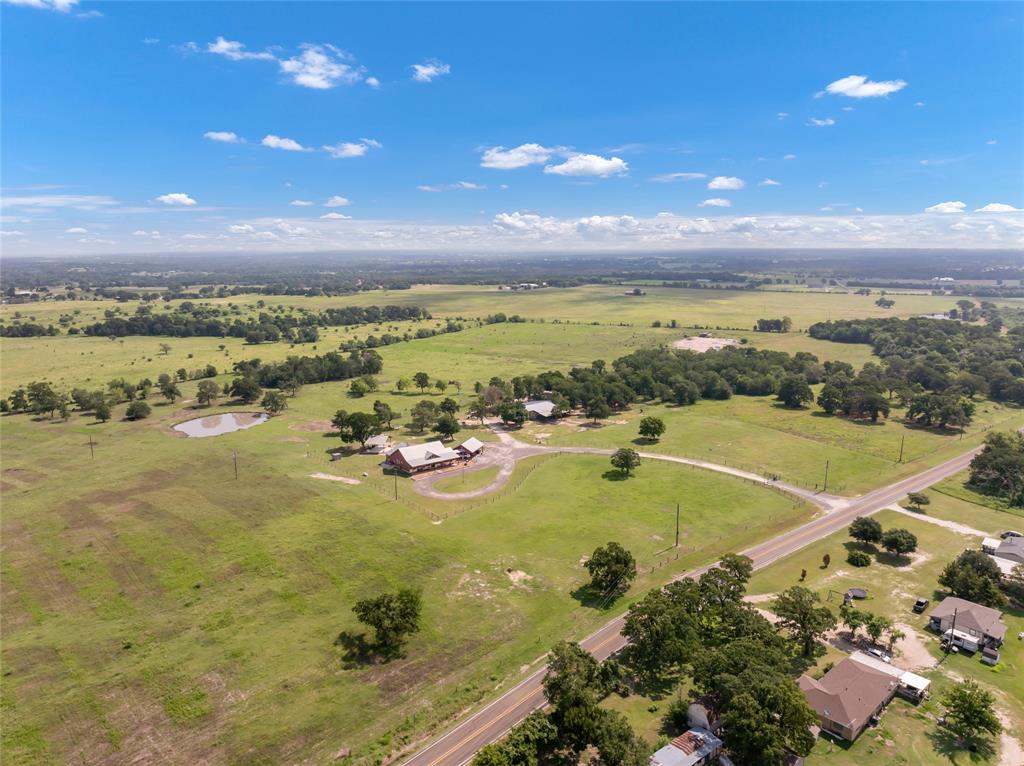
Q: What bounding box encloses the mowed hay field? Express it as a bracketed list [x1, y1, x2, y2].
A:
[3, 286, 1023, 765]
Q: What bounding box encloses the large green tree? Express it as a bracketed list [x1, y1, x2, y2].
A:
[849, 516, 882, 545]
[776, 374, 813, 408]
[938, 550, 1008, 608]
[610, 448, 641, 476]
[333, 410, 384, 447]
[942, 680, 1001, 744]
[352, 588, 422, 653]
[638, 416, 665, 441]
[968, 431, 1024, 506]
[880, 528, 918, 555]
[772, 586, 836, 656]
[585, 542, 636, 595]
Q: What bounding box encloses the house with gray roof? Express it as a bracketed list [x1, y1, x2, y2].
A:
[927, 596, 1006, 651]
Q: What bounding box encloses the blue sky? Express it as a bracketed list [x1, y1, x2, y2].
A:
[2, 1, 1022, 254]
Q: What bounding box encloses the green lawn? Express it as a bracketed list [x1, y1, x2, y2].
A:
[431, 465, 501, 494]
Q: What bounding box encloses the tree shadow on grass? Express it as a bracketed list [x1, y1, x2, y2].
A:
[875, 551, 913, 567]
[926, 729, 996, 763]
[571, 583, 622, 610]
[631, 437, 659, 446]
[333, 631, 403, 667]
[843, 541, 878, 555]
[601, 470, 629, 482]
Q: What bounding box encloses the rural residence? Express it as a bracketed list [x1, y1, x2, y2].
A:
[524, 399, 559, 420]
[927, 596, 1007, 653]
[649, 728, 722, 766]
[798, 656, 898, 741]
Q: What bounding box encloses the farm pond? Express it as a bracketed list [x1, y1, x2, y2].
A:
[173, 412, 270, 438]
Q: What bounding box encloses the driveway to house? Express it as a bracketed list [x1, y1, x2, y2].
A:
[414, 425, 845, 510]
[399, 435, 998, 766]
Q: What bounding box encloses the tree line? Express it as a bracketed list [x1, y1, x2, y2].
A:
[78, 303, 429, 341]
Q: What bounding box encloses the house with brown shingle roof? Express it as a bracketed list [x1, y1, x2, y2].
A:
[798, 657, 898, 741]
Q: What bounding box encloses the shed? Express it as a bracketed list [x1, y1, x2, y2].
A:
[458, 437, 484, 457]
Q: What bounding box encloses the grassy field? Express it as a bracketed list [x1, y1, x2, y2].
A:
[4, 286, 1022, 766]
[518, 397, 1024, 494]
[0, 372, 816, 766]
[431, 465, 501, 494]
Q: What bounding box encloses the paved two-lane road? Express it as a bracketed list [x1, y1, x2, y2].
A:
[401, 440, 994, 766]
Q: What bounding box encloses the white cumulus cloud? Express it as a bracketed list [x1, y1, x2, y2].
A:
[708, 176, 745, 190]
[807, 117, 836, 127]
[204, 130, 243, 143]
[279, 44, 361, 89]
[699, 198, 732, 208]
[156, 193, 197, 206]
[411, 59, 451, 82]
[544, 153, 628, 177]
[823, 74, 907, 98]
[325, 196, 351, 207]
[925, 201, 966, 213]
[759, 178, 781, 187]
[290, 200, 314, 207]
[974, 203, 1021, 213]
[64, 226, 88, 234]
[262, 134, 308, 152]
[3, 0, 79, 12]
[207, 36, 275, 61]
[480, 143, 556, 169]
[320, 212, 351, 220]
[322, 138, 381, 158]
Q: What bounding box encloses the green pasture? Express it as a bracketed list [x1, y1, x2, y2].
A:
[0, 378, 813, 766]
[520, 398, 1024, 494]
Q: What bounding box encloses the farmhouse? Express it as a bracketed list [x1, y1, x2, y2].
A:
[524, 399, 559, 420]
[798, 656, 898, 741]
[649, 728, 722, 766]
[385, 441, 463, 474]
[927, 596, 1006, 652]
[845, 651, 931, 702]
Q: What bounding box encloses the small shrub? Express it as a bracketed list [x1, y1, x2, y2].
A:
[847, 550, 872, 567]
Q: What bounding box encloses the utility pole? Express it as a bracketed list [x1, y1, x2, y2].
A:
[898, 434, 905, 463]
[87, 436, 95, 460]
[822, 459, 830, 493]
[946, 608, 958, 654]
[233, 450, 238, 480]
[675, 502, 680, 548]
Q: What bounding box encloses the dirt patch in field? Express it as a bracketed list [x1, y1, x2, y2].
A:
[2, 519, 89, 614]
[506, 569, 533, 586]
[672, 336, 740, 353]
[996, 711, 1024, 766]
[291, 420, 334, 432]
[101, 682, 225, 766]
[310, 472, 361, 485]
[2, 467, 45, 484]
[892, 624, 936, 670]
[277, 436, 307, 443]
